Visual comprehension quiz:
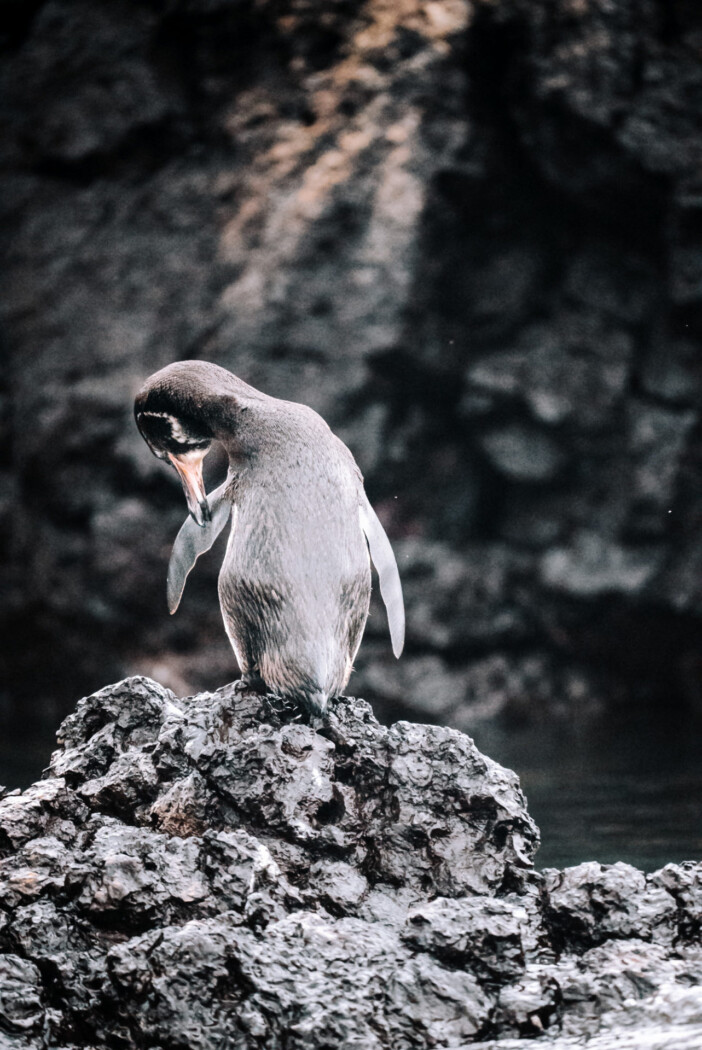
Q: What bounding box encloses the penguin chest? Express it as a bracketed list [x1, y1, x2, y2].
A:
[217, 496, 371, 673]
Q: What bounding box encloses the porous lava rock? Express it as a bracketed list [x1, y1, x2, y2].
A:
[1, 675, 701, 1048]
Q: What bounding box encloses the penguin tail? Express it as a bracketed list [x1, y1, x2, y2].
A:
[306, 690, 329, 716]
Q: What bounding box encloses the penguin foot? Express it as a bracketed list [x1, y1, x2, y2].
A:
[275, 695, 306, 722]
[234, 674, 269, 696]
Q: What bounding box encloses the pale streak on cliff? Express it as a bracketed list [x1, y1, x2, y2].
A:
[217, 0, 470, 322]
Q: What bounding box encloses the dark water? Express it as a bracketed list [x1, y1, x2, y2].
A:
[2, 700, 701, 874]
[0, 712, 57, 791]
[473, 709, 702, 872]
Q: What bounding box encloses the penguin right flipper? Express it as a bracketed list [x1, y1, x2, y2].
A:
[168, 479, 233, 614]
[359, 497, 405, 658]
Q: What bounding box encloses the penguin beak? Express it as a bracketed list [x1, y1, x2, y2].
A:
[168, 451, 211, 527]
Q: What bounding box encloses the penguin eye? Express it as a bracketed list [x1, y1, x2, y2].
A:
[137, 411, 209, 455]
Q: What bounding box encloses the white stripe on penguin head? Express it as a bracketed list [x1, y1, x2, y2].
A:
[139, 411, 195, 444]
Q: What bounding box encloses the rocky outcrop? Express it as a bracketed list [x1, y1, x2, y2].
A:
[3, 0, 702, 745]
[1, 675, 701, 1048]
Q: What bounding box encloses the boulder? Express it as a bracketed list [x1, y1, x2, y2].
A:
[1, 675, 701, 1048]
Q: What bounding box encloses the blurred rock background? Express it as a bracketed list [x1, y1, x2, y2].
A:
[2, 0, 702, 866]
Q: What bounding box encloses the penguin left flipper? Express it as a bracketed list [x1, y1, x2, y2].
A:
[359, 496, 405, 658]
[167, 479, 233, 614]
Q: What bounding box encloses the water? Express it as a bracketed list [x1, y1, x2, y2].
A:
[0, 713, 57, 791]
[473, 709, 702, 872]
[2, 699, 701, 874]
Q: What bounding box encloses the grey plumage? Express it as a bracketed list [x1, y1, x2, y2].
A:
[135, 361, 404, 713]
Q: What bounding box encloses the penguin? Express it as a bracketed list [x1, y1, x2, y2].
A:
[134, 360, 404, 713]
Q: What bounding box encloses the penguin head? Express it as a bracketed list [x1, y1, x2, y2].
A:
[135, 360, 266, 526]
[135, 365, 216, 527]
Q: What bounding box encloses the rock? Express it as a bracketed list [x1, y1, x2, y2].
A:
[0, 955, 45, 1035]
[625, 402, 696, 537]
[641, 337, 702, 405]
[542, 862, 678, 952]
[1, 675, 702, 1047]
[464, 311, 633, 431]
[403, 895, 533, 979]
[354, 650, 605, 731]
[649, 861, 702, 941]
[479, 424, 566, 483]
[391, 539, 535, 651]
[540, 532, 662, 598]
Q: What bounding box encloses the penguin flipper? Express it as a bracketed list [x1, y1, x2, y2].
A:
[167, 479, 232, 614]
[359, 497, 405, 658]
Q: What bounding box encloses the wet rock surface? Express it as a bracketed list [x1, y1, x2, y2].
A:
[3, 0, 702, 742]
[0, 675, 701, 1048]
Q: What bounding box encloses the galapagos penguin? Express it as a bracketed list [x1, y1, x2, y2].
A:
[134, 360, 404, 713]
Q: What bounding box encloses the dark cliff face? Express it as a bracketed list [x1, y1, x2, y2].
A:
[1, 676, 701, 1049]
[2, 0, 702, 734]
